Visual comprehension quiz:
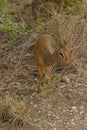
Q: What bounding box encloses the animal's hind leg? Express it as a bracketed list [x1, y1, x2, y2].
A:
[37, 67, 43, 93]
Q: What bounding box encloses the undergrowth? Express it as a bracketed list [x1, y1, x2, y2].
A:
[0, 93, 29, 126]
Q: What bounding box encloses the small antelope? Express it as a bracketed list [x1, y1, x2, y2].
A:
[34, 34, 70, 93]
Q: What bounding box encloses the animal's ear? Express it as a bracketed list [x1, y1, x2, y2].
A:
[59, 44, 66, 49]
[59, 44, 64, 48]
[59, 40, 67, 48]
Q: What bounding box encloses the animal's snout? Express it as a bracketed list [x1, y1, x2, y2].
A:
[65, 55, 70, 64]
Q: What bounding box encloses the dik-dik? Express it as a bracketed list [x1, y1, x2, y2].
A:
[34, 34, 70, 93]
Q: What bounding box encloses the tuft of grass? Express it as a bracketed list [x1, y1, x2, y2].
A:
[0, 94, 12, 122]
[17, 89, 29, 96]
[64, 70, 71, 76]
[0, 94, 29, 126]
[0, 103, 11, 122]
[52, 75, 61, 82]
[52, 94, 59, 103]
[11, 101, 29, 126]
[40, 120, 48, 128]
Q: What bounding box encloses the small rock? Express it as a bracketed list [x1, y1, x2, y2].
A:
[61, 76, 70, 83]
[34, 104, 38, 108]
[59, 85, 66, 88]
[80, 110, 85, 116]
[34, 78, 37, 81]
[80, 105, 84, 110]
[71, 106, 78, 113]
[30, 101, 33, 105]
[48, 113, 51, 117]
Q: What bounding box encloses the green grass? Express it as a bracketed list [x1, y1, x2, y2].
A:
[0, 102, 11, 122]
[40, 120, 48, 128]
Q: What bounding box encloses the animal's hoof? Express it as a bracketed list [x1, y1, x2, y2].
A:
[37, 87, 42, 93]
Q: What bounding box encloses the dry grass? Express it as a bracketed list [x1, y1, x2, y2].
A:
[0, 93, 29, 126]
[46, 13, 87, 70]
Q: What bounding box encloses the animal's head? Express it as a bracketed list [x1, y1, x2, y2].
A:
[57, 44, 70, 64]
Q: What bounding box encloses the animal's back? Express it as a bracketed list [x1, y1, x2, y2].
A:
[34, 34, 56, 67]
[35, 34, 55, 53]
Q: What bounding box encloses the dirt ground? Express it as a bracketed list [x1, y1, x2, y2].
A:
[0, 29, 87, 130]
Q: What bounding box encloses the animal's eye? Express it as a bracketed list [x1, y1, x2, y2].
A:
[59, 52, 64, 58]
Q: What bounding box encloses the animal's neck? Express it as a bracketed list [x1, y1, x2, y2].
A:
[44, 51, 59, 66]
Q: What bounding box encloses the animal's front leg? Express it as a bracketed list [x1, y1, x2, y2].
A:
[44, 67, 52, 84]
